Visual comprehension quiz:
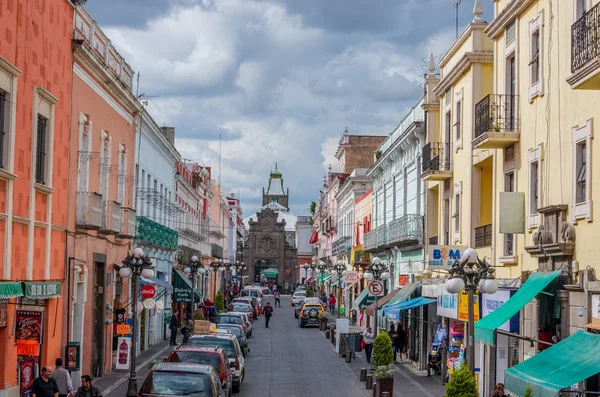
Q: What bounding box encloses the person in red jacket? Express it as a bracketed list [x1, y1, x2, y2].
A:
[329, 294, 336, 315]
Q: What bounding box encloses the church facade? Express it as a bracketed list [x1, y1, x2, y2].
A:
[243, 168, 298, 293]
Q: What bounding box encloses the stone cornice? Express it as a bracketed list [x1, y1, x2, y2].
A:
[485, 0, 536, 39]
[439, 23, 488, 68]
[434, 52, 494, 96]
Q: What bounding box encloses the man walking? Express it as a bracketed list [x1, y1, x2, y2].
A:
[274, 290, 281, 307]
[32, 366, 59, 397]
[329, 294, 336, 315]
[73, 375, 102, 397]
[263, 302, 274, 328]
[169, 312, 178, 345]
[53, 358, 73, 397]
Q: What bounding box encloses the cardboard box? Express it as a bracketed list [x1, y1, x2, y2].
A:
[194, 320, 212, 334]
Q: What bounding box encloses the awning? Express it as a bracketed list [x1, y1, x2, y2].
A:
[23, 281, 61, 299]
[505, 331, 600, 397]
[352, 288, 374, 311]
[384, 282, 420, 308]
[330, 275, 340, 288]
[383, 297, 436, 321]
[365, 289, 400, 316]
[173, 270, 194, 303]
[0, 282, 24, 299]
[141, 277, 174, 292]
[475, 271, 561, 345]
[261, 268, 278, 278]
[317, 273, 331, 287]
[309, 231, 319, 244]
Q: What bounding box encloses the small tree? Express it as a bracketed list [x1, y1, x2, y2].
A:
[305, 287, 314, 297]
[373, 332, 394, 367]
[445, 362, 478, 397]
[192, 309, 205, 321]
[215, 291, 225, 312]
[524, 385, 533, 397]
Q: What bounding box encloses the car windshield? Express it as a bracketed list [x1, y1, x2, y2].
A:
[188, 338, 235, 358]
[217, 316, 242, 325]
[294, 292, 305, 297]
[144, 371, 211, 396]
[241, 290, 259, 298]
[229, 305, 251, 312]
[168, 351, 222, 369]
[217, 326, 242, 336]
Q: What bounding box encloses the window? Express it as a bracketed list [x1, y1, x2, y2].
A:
[572, 119, 592, 222]
[506, 22, 516, 46]
[575, 0, 588, 21]
[453, 182, 462, 241]
[530, 161, 539, 213]
[0, 91, 6, 168]
[455, 100, 462, 141]
[529, 12, 544, 100]
[527, 145, 542, 229]
[445, 88, 451, 106]
[504, 172, 515, 256]
[35, 115, 48, 184]
[117, 145, 126, 204]
[443, 198, 450, 245]
[445, 111, 452, 143]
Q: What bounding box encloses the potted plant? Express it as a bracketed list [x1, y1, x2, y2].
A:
[445, 362, 477, 397]
[215, 291, 225, 312]
[318, 311, 328, 330]
[373, 332, 394, 395]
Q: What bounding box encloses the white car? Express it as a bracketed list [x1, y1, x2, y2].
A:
[292, 291, 306, 306]
[241, 287, 263, 305]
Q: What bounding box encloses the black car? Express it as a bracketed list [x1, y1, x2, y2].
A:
[138, 362, 226, 396]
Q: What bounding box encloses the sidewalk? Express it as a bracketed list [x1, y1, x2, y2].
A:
[323, 314, 446, 397]
[94, 336, 180, 396]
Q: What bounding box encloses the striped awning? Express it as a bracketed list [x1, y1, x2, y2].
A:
[0, 282, 23, 299]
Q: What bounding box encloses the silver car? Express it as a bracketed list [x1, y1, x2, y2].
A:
[228, 312, 252, 337]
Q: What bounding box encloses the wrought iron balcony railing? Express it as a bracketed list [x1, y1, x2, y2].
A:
[332, 236, 352, 255]
[572, 2, 600, 73]
[474, 94, 519, 138]
[387, 214, 424, 250]
[422, 142, 452, 174]
[376, 225, 387, 247]
[474, 224, 493, 248]
[364, 230, 377, 251]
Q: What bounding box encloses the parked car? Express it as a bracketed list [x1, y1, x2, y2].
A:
[226, 303, 255, 321]
[187, 334, 245, 393]
[227, 312, 252, 337]
[230, 298, 258, 318]
[240, 287, 262, 305]
[216, 324, 248, 357]
[216, 314, 248, 335]
[294, 297, 323, 318]
[291, 290, 306, 306]
[138, 362, 226, 396]
[298, 303, 324, 328]
[165, 346, 232, 397]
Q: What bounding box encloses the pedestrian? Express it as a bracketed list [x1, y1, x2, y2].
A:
[32, 366, 59, 397]
[492, 383, 508, 397]
[320, 293, 327, 306]
[329, 294, 336, 314]
[396, 324, 406, 361]
[73, 375, 102, 397]
[339, 303, 345, 317]
[389, 324, 399, 363]
[263, 302, 274, 328]
[427, 348, 442, 377]
[182, 315, 193, 344]
[52, 358, 73, 397]
[169, 312, 178, 346]
[274, 290, 281, 307]
[363, 327, 375, 364]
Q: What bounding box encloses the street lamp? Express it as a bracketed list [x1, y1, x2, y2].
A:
[310, 261, 318, 294]
[333, 260, 346, 318]
[184, 255, 202, 309]
[444, 247, 497, 374]
[119, 248, 154, 397]
[365, 257, 390, 336]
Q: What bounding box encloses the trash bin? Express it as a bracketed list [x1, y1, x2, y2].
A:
[354, 332, 364, 352]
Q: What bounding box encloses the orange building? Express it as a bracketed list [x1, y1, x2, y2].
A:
[0, 1, 75, 396]
[65, 6, 139, 379]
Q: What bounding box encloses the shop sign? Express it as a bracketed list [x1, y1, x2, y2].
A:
[19, 357, 35, 397]
[115, 337, 132, 370]
[15, 310, 43, 343]
[173, 271, 193, 303]
[482, 289, 519, 332]
[65, 342, 81, 371]
[17, 340, 39, 356]
[116, 324, 132, 335]
[437, 288, 458, 319]
[141, 284, 156, 299]
[458, 290, 480, 322]
[427, 245, 467, 270]
[398, 275, 409, 286]
[23, 281, 61, 299]
[344, 271, 359, 285]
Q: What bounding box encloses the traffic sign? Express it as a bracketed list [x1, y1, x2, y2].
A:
[368, 281, 384, 297]
[141, 284, 156, 299]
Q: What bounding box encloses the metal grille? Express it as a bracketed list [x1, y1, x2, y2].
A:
[572, 2, 600, 72]
[474, 94, 519, 138]
[505, 233, 514, 256]
[474, 224, 493, 248]
[505, 144, 515, 161]
[36, 115, 47, 184]
[422, 142, 452, 173]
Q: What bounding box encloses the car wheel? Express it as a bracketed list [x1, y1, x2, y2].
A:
[233, 382, 241, 393]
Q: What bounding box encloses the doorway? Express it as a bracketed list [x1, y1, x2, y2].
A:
[92, 262, 105, 377]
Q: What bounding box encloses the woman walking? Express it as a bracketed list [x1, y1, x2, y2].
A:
[395, 324, 406, 362]
[363, 327, 375, 363]
[389, 324, 399, 363]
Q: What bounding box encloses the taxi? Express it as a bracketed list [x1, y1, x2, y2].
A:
[298, 302, 324, 328]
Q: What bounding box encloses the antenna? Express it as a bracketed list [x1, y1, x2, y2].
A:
[454, 0, 462, 39]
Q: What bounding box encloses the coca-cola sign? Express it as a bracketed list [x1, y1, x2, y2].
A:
[15, 310, 43, 344]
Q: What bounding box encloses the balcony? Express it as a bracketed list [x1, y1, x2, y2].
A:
[211, 243, 224, 259]
[136, 216, 179, 250]
[474, 224, 493, 248]
[75, 192, 103, 229]
[332, 236, 352, 255]
[569, 2, 600, 89]
[101, 200, 122, 234]
[421, 142, 452, 181]
[473, 94, 520, 149]
[376, 225, 388, 247]
[364, 230, 377, 251]
[387, 214, 424, 251]
[118, 207, 137, 238]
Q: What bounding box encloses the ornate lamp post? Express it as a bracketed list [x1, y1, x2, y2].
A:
[333, 261, 346, 318]
[310, 261, 318, 294]
[184, 255, 203, 309]
[444, 248, 498, 374]
[363, 257, 390, 337]
[233, 261, 245, 287]
[119, 248, 154, 397]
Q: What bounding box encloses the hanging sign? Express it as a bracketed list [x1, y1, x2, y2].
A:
[344, 271, 360, 285]
[115, 337, 132, 370]
[17, 340, 39, 356]
[65, 342, 81, 371]
[116, 324, 131, 335]
[457, 290, 480, 322]
[141, 284, 156, 299]
[15, 310, 43, 343]
[19, 357, 35, 397]
[427, 245, 467, 270]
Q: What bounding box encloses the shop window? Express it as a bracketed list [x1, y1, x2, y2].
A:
[571, 119, 593, 222]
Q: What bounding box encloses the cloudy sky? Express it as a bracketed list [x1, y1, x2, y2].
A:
[86, 0, 493, 217]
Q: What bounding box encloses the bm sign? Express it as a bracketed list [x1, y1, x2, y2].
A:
[427, 245, 467, 270]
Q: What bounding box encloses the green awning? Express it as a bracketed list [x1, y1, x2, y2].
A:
[317, 273, 331, 287]
[330, 276, 340, 287]
[23, 281, 61, 299]
[261, 269, 278, 278]
[382, 282, 420, 309]
[505, 331, 600, 397]
[0, 282, 23, 299]
[173, 270, 193, 303]
[352, 287, 374, 311]
[475, 271, 561, 346]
